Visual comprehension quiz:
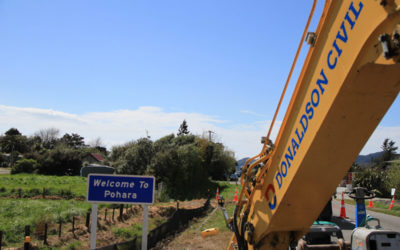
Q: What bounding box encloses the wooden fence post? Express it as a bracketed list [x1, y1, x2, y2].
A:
[72, 216, 75, 236]
[86, 212, 90, 230]
[119, 204, 123, 221]
[58, 221, 62, 238]
[44, 223, 48, 245]
[112, 207, 115, 221]
[104, 208, 108, 221]
[125, 204, 129, 216]
[24, 225, 30, 250]
[58, 220, 62, 238]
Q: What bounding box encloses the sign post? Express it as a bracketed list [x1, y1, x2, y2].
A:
[142, 205, 149, 250]
[87, 174, 155, 250]
[90, 203, 98, 250]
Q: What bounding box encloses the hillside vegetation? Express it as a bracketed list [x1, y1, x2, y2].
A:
[0, 121, 237, 200]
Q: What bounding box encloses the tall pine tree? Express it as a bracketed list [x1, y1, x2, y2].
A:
[177, 120, 190, 136]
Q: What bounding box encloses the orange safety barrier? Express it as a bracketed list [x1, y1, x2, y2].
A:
[367, 198, 373, 208]
[234, 187, 238, 202]
[340, 192, 347, 218]
[389, 196, 395, 210]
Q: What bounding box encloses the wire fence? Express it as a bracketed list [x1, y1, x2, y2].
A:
[0, 204, 138, 249]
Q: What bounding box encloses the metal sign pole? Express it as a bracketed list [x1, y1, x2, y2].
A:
[90, 203, 98, 250]
[142, 205, 148, 250]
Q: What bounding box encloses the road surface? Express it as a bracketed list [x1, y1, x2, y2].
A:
[331, 199, 400, 242]
[0, 168, 10, 175]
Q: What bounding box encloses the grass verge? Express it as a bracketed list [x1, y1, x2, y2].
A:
[344, 199, 400, 217]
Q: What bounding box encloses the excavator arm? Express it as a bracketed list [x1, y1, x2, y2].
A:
[230, 0, 400, 249]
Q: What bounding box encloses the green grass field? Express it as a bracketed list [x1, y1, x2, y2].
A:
[0, 198, 90, 244]
[0, 175, 240, 247]
[0, 174, 90, 245]
[0, 174, 87, 198]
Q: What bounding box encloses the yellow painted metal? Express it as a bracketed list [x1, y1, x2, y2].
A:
[231, 0, 400, 249]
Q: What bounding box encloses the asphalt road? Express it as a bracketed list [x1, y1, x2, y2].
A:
[331, 199, 400, 242]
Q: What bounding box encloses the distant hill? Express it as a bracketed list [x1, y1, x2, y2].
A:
[236, 157, 249, 172]
[237, 151, 386, 171]
[235, 157, 260, 172]
[355, 151, 383, 165]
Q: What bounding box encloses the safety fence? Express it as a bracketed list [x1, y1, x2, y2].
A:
[0, 204, 139, 249]
[97, 198, 211, 250]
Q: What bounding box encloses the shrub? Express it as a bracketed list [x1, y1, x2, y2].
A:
[11, 159, 39, 174]
[26, 188, 41, 197]
[0, 153, 8, 167]
[66, 241, 82, 250]
[112, 227, 136, 239]
[37, 146, 82, 176]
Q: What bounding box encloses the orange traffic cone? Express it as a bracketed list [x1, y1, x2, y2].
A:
[368, 198, 374, 208]
[234, 187, 238, 202]
[340, 192, 347, 218]
[389, 196, 395, 210]
[216, 187, 219, 202]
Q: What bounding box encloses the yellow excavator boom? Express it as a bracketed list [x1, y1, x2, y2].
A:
[231, 0, 400, 249]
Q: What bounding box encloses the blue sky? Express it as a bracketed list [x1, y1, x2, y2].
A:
[0, 1, 399, 159]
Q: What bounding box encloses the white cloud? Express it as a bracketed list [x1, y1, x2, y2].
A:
[240, 110, 267, 118]
[0, 105, 270, 159]
[0, 105, 398, 159]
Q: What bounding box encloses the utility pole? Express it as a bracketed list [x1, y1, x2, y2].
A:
[207, 130, 215, 142]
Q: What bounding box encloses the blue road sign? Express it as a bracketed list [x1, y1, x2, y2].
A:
[87, 174, 155, 204]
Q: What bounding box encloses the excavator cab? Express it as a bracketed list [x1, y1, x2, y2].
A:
[297, 198, 347, 249]
[307, 221, 343, 244]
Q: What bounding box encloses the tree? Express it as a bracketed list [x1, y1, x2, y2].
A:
[177, 120, 190, 136]
[114, 138, 154, 175]
[0, 153, 8, 167]
[149, 144, 210, 200]
[153, 134, 175, 153]
[352, 139, 398, 197]
[374, 138, 398, 170]
[5, 128, 21, 137]
[352, 168, 390, 197]
[387, 163, 400, 199]
[381, 138, 398, 161]
[26, 136, 44, 153]
[60, 133, 86, 149]
[173, 134, 195, 146]
[37, 145, 82, 175]
[110, 141, 136, 162]
[35, 128, 60, 149]
[11, 158, 39, 174]
[205, 142, 236, 180]
[89, 137, 104, 148]
[0, 128, 28, 160]
[110, 132, 235, 199]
